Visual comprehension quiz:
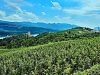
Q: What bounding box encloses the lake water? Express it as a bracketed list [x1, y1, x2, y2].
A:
[0, 36, 10, 39]
[0, 37, 5, 39]
[0, 34, 39, 39]
[32, 34, 39, 37]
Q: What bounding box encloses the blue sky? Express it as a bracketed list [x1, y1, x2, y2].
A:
[0, 0, 100, 28]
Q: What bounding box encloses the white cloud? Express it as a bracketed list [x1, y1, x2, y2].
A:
[2, 0, 38, 22]
[0, 0, 37, 22]
[6, 14, 23, 21]
[4, 0, 33, 13]
[21, 12, 39, 21]
[53, 16, 72, 23]
[63, 9, 85, 15]
[41, 12, 46, 15]
[4, 0, 23, 13]
[0, 10, 6, 18]
[51, 1, 62, 10]
[0, 10, 39, 22]
[83, 0, 100, 16]
[63, 0, 100, 16]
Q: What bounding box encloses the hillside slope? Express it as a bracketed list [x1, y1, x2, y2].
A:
[0, 37, 100, 75]
[0, 27, 100, 48]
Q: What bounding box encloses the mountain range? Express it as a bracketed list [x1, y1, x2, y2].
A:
[0, 20, 78, 37]
[0, 23, 55, 37]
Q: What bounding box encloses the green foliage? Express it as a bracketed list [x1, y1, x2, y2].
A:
[74, 64, 100, 75]
[0, 37, 100, 75]
[0, 27, 100, 48]
[0, 34, 36, 48]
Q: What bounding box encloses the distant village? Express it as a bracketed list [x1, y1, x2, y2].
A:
[95, 30, 100, 32]
[26, 31, 39, 37]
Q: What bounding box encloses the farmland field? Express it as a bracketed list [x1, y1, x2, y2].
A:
[0, 37, 100, 75]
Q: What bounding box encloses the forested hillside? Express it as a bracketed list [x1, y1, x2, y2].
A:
[0, 27, 100, 48]
[0, 37, 100, 75]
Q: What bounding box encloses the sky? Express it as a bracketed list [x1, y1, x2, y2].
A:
[0, 0, 100, 28]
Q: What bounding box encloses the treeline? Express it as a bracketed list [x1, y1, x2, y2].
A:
[0, 37, 100, 75]
[0, 27, 100, 48]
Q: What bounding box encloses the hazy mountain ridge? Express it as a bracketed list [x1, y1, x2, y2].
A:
[0, 20, 78, 30]
[0, 20, 57, 37]
[0, 20, 78, 37]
